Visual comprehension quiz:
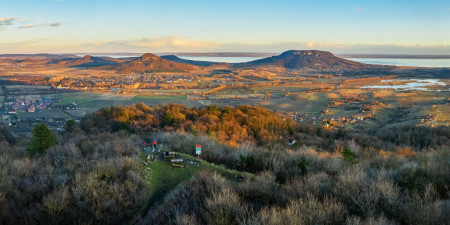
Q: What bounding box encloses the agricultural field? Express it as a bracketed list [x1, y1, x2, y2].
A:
[57, 92, 104, 105]
[132, 95, 187, 101]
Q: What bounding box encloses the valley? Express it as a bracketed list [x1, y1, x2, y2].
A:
[0, 50, 448, 137]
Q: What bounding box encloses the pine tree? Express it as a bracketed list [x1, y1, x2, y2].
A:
[27, 124, 56, 155]
[341, 146, 357, 164]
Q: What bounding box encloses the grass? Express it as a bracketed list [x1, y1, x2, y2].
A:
[17, 109, 72, 120]
[59, 92, 102, 105]
[139, 151, 252, 216]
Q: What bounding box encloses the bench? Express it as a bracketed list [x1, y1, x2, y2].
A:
[164, 151, 176, 160]
[171, 159, 184, 168]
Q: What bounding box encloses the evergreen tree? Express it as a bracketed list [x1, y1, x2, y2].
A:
[341, 146, 357, 164]
[27, 124, 56, 155]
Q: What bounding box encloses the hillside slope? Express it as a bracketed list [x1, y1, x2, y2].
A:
[161, 55, 221, 66]
[114, 53, 199, 73]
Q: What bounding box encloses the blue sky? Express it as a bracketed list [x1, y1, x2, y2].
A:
[0, 0, 449, 54]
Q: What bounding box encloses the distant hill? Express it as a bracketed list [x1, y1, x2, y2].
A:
[48, 55, 119, 68]
[114, 53, 199, 73]
[161, 55, 221, 66]
[238, 50, 394, 71]
[0, 54, 79, 59]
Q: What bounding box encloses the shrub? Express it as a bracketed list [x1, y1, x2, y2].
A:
[204, 187, 247, 225]
[346, 215, 398, 225]
[248, 194, 346, 225]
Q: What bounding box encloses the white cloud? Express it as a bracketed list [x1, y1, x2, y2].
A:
[130, 36, 220, 49]
[46, 22, 61, 27]
[0, 17, 20, 26]
[18, 24, 39, 29]
[18, 22, 62, 29]
[81, 36, 221, 52]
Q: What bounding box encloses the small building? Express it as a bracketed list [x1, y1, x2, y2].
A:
[28, 107, 36, 113]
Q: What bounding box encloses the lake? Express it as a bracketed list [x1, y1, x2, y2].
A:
[178, 56, 263, 63]
[347, 58, 450, 68]
[361, 79, 447, 91]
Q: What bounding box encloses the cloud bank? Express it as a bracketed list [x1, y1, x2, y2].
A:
[1, 35, 449, 54]
[76, 36, 450, 55]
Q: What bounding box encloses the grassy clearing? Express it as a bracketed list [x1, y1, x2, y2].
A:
[140, 151, 251, 212]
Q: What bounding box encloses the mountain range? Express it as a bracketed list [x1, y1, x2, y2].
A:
[2, 50, 396, 73]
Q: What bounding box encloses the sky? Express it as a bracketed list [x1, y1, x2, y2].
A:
[0, 0, 449, 54]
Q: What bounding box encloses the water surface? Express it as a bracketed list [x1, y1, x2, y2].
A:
[347, 58, 450, 68]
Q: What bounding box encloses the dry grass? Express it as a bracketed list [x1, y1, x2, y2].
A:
[327, 92, 341, 99]
[337, 89, 365, 95]
[373, 90, 395, 99]
[279, 103, 292, 108]
[395, 92, 417, 97]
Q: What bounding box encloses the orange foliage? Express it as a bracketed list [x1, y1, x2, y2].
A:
[396, 147, 417, 157]
[86, 103, 296, 146]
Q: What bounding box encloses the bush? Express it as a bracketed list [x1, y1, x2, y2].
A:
[248, 194, 346, 225]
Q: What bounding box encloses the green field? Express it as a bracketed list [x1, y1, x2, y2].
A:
[132, 95, 187, 101]
[58, 92, 103, 105]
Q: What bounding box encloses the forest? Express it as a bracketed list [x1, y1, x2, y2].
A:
[0, 103, 449, 225]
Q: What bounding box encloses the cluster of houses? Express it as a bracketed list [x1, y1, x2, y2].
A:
[51, 73, 205, 92]
[417, 114, 437, 127]
[280, 110, 374, 129]
[1, 97, 67, 134]
[4, 97, 59, 114]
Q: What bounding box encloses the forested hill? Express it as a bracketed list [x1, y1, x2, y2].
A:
[81, 103, 449, 151]
[81, 104, 296, 146]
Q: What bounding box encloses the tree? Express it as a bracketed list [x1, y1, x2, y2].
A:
[341, 146, 357, 164]
[27, 124, 56, 155]
[64, 119, 75, 132]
